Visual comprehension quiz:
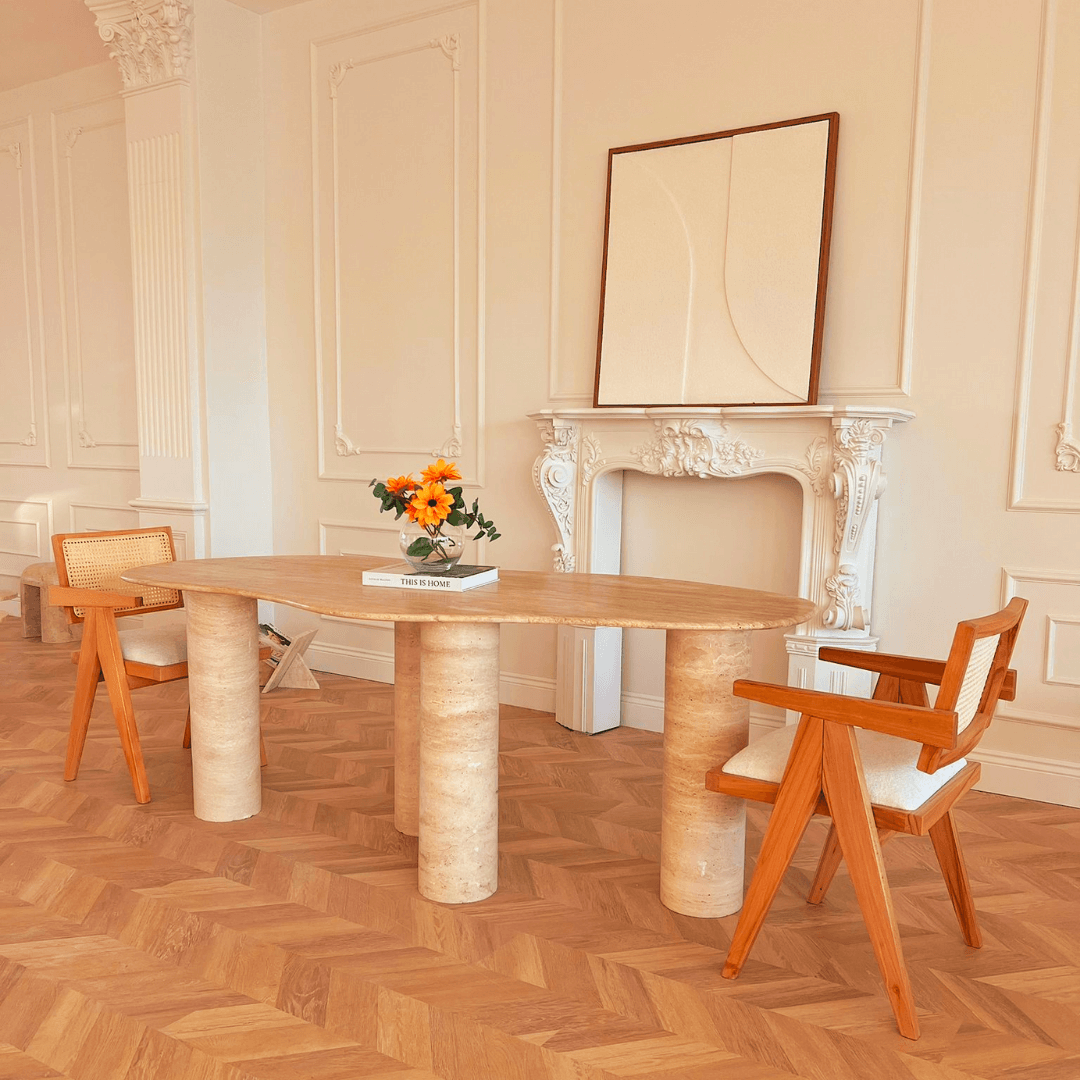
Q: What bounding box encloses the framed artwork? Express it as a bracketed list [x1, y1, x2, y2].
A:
[594, 112, 839, 407]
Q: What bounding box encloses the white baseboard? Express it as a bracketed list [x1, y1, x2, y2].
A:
[971, 746, 1080, 808]
[499, 672, 557, 712]
[307, 641, 394, 683]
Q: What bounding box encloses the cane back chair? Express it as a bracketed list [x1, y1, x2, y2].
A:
[50, 527, 267, 804]
[704, 597, 1027, 1039]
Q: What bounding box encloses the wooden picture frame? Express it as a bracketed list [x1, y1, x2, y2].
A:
[593, 112, 839, 408]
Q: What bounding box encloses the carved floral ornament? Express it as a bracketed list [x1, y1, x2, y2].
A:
[1056, 422, 1080, 472]
[88, 0, 193, 90]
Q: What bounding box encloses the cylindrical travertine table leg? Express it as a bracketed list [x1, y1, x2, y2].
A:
[394, 622, 421, 836]
[418, 620, 501, 903]
[185, 591, 262, 822]
[661, 627, 752, 917]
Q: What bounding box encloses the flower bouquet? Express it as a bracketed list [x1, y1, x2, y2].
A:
[370, 459, 500, 572]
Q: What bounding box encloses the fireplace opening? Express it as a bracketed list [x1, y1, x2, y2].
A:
[619, 469, 803, 733]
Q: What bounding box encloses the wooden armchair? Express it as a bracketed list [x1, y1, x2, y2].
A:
[50, 527, 268, 805]
[704, 598, 1027, 1039]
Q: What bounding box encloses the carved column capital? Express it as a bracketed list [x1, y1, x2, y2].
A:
[533, 418, 580, 572]
[84, 0, 194, 90]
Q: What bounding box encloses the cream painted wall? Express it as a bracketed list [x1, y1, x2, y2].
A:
[0, 61, 139, 592]
[259, 0, 1080, 805]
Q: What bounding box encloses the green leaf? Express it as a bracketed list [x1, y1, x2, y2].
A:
[472, 531, 484, 541]
[490, 532, 501, 541]
[406, 537, 434, 558]
[446, 510, 465, 526]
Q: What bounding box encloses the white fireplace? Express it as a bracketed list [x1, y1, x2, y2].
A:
[530, 406, 913, 732]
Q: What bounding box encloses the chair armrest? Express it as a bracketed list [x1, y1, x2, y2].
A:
[818, 647, 1017, 701]
[732, 678, 958, 748]
[49, 585, 145, 609]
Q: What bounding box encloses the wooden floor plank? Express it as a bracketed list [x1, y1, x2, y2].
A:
[0, 621, 1078, 1078]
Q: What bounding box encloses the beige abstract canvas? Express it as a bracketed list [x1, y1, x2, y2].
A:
[595, 114, 838, 406]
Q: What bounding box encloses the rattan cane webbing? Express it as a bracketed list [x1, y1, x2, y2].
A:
[60, 531, 179, 619]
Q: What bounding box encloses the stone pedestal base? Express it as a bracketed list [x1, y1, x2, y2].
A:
[661, 628, 752, 918]
[186, 592, 261, 822]
[418, 621, 501, 904]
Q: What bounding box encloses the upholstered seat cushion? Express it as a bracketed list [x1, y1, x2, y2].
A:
[117, 626, 187, 667]
[721, 724, 968, 812]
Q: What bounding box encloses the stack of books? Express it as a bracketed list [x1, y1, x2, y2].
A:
[361, 563, 499, 592]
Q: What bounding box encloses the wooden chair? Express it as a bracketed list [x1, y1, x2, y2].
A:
[50, 527, 268, 805]
[704, 598, 1027, 1039]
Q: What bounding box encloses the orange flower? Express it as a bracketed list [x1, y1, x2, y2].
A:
[409, 482, 454, 529]
[385, 474, 415, 496]
[421, 459, 462, 484]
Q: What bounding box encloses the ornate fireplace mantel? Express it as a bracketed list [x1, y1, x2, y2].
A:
[529, 405, 913, 732]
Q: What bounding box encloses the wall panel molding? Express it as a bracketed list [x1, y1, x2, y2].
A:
[0, 117, 48, 467]
[52, 99, 139, 472]
[312, 3, 485, 485]
[68, 501, 141, 533]
[0, 499, 52, 578]
[1007, 0, 1080, 510]
[1002, 565, 1080, 731]
[819, 0, 931, 399]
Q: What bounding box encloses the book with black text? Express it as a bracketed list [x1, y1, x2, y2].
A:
[361, 562, 499, 591]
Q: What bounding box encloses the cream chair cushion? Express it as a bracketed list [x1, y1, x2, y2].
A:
[117, 627, 187, 667]
[722, 724, 968, 812]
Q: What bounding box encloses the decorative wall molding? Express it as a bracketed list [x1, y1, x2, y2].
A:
[68, 501, 140, 533]
[1054, 185, 1080, 471]
[1002, 565, 1080, 732]
[820, 0, 931, 398]
[1007, 0, 1080, 510]
[127, 131, 190, 459]
[87, 0, 194, 91]
[0, 499, 52, 578]
[1045, 614, 1080, 686]
[324, 37, 461, 464]
[54, 112, 139, 469]
[0, 130, 45, 459]
[313, 6, 484, 483]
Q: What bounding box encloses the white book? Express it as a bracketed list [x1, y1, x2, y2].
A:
[361, 562, 499, 592]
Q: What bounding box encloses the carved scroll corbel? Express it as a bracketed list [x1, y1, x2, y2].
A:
[532, 419, 579, 572]
[823, 419, 888, 630]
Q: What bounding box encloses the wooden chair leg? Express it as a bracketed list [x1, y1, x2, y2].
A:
[808, 823, 842, 904]
[96, 610, 151, 804]
[928, 809, 982, 948]
[723, 715, 825, 979]
[809, 824, 897, 904]
[822, 722, 919, 1040]
[65, 608, 102, 782]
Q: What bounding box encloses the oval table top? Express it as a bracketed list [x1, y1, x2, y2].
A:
[123, 555, 817, 632]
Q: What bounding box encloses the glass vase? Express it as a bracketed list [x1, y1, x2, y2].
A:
[398, 522, 466, 572]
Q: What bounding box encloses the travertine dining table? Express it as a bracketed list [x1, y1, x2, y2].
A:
[123, 555, 815, 917]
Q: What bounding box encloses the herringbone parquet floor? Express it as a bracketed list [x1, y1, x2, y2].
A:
[0, 616, 1078, 1079]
